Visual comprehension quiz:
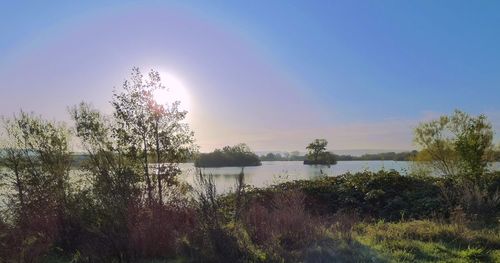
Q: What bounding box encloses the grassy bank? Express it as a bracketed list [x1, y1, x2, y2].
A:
[356, 220, 500, 262]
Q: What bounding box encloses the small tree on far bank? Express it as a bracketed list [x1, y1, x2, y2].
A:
[306, 139, 327, 162]
[304, 139, 336, 165]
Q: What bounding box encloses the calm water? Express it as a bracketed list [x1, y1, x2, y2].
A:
[1, 161, 498, 198]
[180, 161, 411, 193]
[179, 161, 500, 193]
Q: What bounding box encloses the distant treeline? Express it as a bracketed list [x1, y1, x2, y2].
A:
[8, 149, 498, 168]
[261, 150, 420, 162]
[259, 152, 304, 161]
[59, 150, 500, 167]
[336, 151, 419, 161]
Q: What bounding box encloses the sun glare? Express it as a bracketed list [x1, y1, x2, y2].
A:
[153, 72, 191, 112]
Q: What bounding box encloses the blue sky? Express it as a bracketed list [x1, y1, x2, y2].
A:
[1, 1, 499, 152]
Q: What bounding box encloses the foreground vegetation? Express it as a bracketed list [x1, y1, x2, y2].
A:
[356, 220, 500, 262]
[1, 169, 498, 262]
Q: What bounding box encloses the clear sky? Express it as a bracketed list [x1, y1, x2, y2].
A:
[1, 1, 499, 152]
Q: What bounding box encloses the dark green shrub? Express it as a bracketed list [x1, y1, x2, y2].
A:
[195, 144, 261, 167]
[249, 170, 446, 221]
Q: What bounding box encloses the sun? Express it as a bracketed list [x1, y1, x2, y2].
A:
[153, 72, 191, 112]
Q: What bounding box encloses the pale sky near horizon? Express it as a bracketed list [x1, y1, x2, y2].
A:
[1, 1, 499, 152]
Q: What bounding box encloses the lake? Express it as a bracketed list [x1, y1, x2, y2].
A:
[1, 161, 498, 199]
[180, 160, 411, 193]
[180, 161, 500, 193]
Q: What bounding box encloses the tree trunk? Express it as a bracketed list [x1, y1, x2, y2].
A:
[143, 135, 153, 204]
[155, 120, 163, 205]
[13, 161, 26, 225]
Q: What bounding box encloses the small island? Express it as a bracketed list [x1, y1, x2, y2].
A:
[194, 143, 261, 167]
[303, 139, 337, 165]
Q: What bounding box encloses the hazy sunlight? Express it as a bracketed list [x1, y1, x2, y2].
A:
[154, 72, 191, 112]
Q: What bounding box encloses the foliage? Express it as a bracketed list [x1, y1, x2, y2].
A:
[438, 175, 500, 225]
[194, 143, 261, 167]
[70, 102, 143, 261]
[0, 111, 73, 261]
[304, 139, 337, 165]
[413, 110, 494, 181]
[0, 68, 197, 262]
[67, 67, 195, 260]
[305, 139, 327, 162]
[110, 67, 196, 204]
[259, 152, 299, 161]
[335, 151, 418, 161]
[247, 170, 500, 223]
[494, 147, 500, 161]
[251, 170, 444, 221]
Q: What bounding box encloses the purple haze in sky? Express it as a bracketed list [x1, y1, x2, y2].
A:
[1, 1, 499, 152]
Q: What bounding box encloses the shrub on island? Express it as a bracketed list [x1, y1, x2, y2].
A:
[195, 143, 261, 167]
[303, 151, 337, 165]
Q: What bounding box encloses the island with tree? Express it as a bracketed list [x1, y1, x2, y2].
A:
[303, 139, 337, 165]
[194, 143, 261, 167]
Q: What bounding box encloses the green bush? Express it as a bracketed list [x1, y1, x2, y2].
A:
[254, 170, 444, 221]
[244, 170, 499, 223]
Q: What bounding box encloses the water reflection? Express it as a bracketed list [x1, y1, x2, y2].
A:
[180, 161, 411, 194]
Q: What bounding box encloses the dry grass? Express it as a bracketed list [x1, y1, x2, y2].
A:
[127, 202, 197, 259]
[242, 190, 322, 261]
